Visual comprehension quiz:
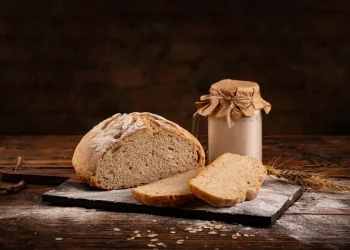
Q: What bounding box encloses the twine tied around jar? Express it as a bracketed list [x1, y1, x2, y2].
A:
[195, 79, 271, 128]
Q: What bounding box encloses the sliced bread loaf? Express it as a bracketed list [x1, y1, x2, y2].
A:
[73, 112, 205, 190]
[132, 168, 200, 207]
[189, 153, 267, 207]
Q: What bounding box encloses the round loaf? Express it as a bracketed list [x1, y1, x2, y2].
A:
[72, 112, 205, 190]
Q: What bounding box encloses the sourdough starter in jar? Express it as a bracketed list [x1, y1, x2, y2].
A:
[208, 110, 262, 163]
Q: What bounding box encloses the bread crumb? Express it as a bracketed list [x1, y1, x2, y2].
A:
[220, 229, 228, 232]
[134, 230, 140, 233]
[136, 234, 141, 238]
[55, 238, 63, 241]
[214, 225, 222, 229]
[243, 234, 249, 237]
[170, 231, 176, 234]
[232, 236, 237, 239]
[150, 239, 158, 242]
[177, 239, 184, 242]
[176, 242, 183, 244]
[184, 227, 193, 231]
[220, 234, 227, 236]
[147, 244, 156, 247]
[147, 230, 151, 233]
[208, 231, 217, 235]
[113, 228, 121, 231]
[189, 230, 197, 233]
[250, 234, 255, 237]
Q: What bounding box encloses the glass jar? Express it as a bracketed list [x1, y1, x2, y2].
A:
[193, 79, 270, 163]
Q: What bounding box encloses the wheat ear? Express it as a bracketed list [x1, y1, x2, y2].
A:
[265, 165, 350, 191]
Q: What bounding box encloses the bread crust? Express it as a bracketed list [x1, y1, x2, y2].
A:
[188, 153, 267, 207]
[72, 112, 205, 190]
[131, 189, 196, 207]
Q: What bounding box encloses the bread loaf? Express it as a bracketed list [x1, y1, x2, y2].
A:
[72, 112, 205, 190]
[189, 153, 266, 207]
[132, 169, 200, 207]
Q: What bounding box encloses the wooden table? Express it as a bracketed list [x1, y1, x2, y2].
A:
[0, 136, 349, 249]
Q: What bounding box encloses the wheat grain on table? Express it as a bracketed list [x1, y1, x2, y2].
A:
[0, 135, 349, 249]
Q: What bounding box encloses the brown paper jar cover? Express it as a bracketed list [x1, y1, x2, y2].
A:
[195, 79, 271, 127]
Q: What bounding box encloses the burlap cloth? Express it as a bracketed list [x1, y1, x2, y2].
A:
[195, 79, 271, 127]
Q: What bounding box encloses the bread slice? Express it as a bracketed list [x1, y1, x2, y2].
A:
[73, 112, 205, 190]
[189, 153, 267, 207]
[132, 168, 200, 207]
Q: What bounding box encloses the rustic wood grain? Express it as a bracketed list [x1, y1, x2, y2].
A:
[0, 136, 350, 249]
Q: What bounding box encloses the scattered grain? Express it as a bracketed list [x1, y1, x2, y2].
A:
[134, 230, 140, 233]
[147, 244, 156, 248]
[157, 242, 167, 248]
[208, 231, 217, 235]
[113, 228, 121, 231]
[55, 238, 63, 241]
[150, 239, 158, 242]
[243, 234, 249, 237]
[147, 230, 151, 233]
[136, 234, 141, 238]
[220, 234, 227, 236]
[148, 234, 158, 237]
[170, 231, 176, 234]
[214, 225, 222, 229]
[250, 234, 255, 237]
[220, 229, 229, 232]
[184, 227, 193, 231]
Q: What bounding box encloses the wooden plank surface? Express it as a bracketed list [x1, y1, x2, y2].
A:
[1, 136, 350, 249]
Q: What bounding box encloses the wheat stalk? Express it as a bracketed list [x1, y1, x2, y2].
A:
[265, 157, 350, 191]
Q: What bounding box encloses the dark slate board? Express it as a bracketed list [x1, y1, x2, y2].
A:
[42, 177, 303, 226]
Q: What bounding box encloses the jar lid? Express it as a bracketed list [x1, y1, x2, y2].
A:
[195, 79, 271, 127]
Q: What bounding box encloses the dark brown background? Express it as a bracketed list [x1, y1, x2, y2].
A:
[1, 0, 349, 135]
